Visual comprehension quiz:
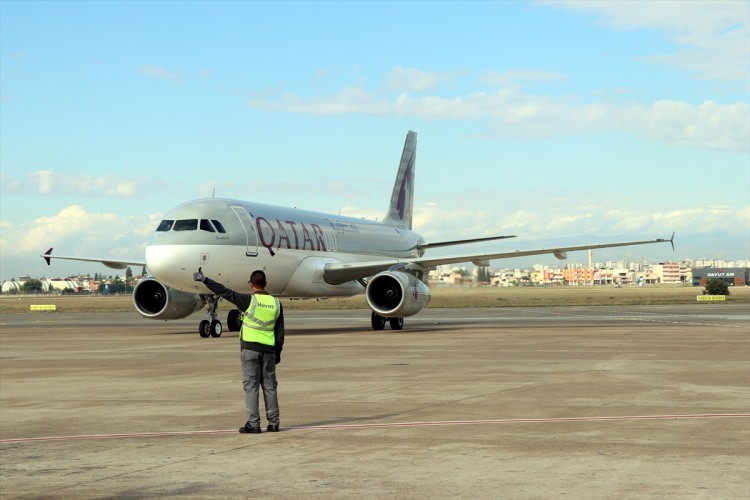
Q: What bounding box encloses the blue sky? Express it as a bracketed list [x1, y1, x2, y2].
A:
[1, 0, 748, 280]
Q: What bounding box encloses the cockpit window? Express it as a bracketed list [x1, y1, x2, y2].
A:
[156, 220, 174, 232]
[156, 218, 226, 233]
[173, 219, 198, 231]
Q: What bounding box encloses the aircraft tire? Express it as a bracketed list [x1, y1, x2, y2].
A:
[210, 320, 223, 338]
[389, 317, 404, 330]
[227, 309, 242, 332]
[371, 312, 386, 331]
[199, 320, 211, 338]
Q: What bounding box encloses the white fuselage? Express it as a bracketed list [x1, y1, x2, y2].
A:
[145, 198, 425, 297]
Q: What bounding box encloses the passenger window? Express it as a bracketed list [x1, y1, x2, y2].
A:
[200, 220, 216, 232]
[173, 219, 198, 231]
[212, 220, 227, 233]
[156, 220, 174, 232]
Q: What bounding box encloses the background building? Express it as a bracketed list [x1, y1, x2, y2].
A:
[691, 268, 749, 287]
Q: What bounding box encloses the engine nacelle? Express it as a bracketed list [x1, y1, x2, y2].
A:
[133, 278, 206, 320]
[366, 270, 431, 318]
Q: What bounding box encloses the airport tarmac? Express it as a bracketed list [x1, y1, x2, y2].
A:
[1, 305, 749, 499]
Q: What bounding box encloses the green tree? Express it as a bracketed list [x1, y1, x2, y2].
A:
[22, 279, 44, 293]
[476, 266, 491, 284]
[704, 278, 730, 296]
[125, 266, 134, 293]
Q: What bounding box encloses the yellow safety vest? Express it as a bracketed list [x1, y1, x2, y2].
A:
[241, 294, 281, 346]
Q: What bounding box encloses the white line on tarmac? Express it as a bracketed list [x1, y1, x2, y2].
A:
[2, 413, 748, 444]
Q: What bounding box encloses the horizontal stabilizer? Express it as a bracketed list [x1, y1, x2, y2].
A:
[41, 248, 145, 270]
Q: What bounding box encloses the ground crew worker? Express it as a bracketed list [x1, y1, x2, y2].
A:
[193, 268, 284, 434]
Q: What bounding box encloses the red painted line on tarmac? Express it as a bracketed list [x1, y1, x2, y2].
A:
[2, 413, 748, 444]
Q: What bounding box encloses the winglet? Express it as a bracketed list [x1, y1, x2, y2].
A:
[43, 248, 53, 266]
[383, 131, 417, 229]
[655, 232, 675, 251]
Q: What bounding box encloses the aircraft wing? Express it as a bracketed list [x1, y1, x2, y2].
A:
[324, 235, 674, 285]
[323, 259, 402, 285]
[41, 248, 146, 270]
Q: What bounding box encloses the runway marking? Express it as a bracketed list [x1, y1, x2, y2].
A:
[529, 307, 749, 329]
[2, 413, 748, 444]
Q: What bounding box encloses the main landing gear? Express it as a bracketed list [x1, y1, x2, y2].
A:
[371, 311, 404, 331]
[227, 309, 243, 331]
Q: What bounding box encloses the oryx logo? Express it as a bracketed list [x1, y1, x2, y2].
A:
[396, 150, 415, 220]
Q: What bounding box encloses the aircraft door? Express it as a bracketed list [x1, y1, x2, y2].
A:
[231, 206, 259, 257]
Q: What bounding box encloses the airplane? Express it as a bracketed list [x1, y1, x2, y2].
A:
[42, 131, 674, 336]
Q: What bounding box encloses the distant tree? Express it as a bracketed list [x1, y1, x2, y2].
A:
[125, 267, 135, 293]
[704, 278, 730, 296]
[109, 279, 129, 294]
[22, 279, 44, 293]
[476, 266, 491, 284]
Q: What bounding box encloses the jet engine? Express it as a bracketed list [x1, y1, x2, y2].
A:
[365, 270, 431, 318]
[133, 278, 206, 320]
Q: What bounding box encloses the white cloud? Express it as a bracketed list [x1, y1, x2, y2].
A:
[617, 99, 749, 150]
[137, 65, 180, 81]
[34, 170, 55, 194]
[0, 205, 157, 258]
[251, 83, 749, 151]
[2, 171, 159, 198]
[410, 197, 749, 244]
[537, 0, 749, 82]
[480, 69, 567, 88]
[249, 2, 749, 150]
[2, 199, 747, 278]
[384, 67, 455, 92]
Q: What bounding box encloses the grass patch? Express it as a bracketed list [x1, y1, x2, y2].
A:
[1, 285, 748, 314]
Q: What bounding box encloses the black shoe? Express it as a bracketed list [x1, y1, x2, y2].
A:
[267, 424, 279, 432]
[239, 423, 261, 434]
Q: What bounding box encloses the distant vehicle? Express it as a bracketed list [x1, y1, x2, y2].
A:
[43, 131, 674, 336]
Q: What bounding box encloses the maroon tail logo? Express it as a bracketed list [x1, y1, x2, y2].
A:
[396, 150, 415, 220]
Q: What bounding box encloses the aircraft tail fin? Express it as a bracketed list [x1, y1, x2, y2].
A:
[383, 130, 417, 229]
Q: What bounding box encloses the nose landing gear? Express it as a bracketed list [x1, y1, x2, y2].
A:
[198, 295, 223, 338]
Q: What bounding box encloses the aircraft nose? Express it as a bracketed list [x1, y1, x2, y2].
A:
[145, 245, 192, 289]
